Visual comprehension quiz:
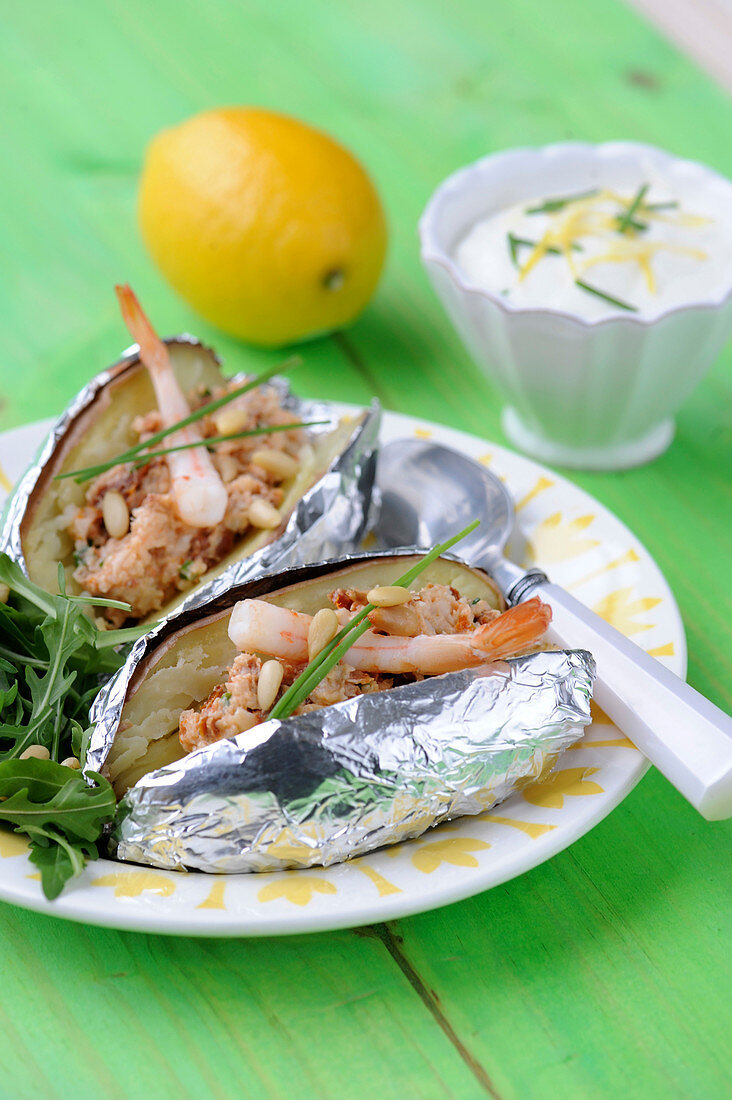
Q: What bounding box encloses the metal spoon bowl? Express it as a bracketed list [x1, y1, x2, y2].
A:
[374, 439, 513, 566]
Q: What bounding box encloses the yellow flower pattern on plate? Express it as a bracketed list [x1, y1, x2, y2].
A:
[355, 863, 402, 896]
[516, 475, 554, 512]
[593, 587, 662, 636]
[526, 512, 601, 563]
[198, 881, 227, 909]
[411, 838, 491, 873]
[522, 767, 604, 809]
[567, 548, 641, 591]
[91, 872, 177, 898]
[258, 876, 337, 907]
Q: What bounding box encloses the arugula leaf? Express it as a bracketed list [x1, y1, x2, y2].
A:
[70, 720, 92, 766]
[0, 555, 58, 617]
[29, 832, 99, 900]
[0, 759, 116, 898]
[0, 554, 139, 896]
[21, 601, 79, 758]
[0, 553, 137, 760]
[0, 760, 115, 839]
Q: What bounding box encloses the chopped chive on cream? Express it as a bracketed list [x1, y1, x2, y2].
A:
[643, 200, 679, 212]
[507, 233, 583, 266]
[616, 183, 649, 234]
[624, 218, 649, 233]
[525, 189, 598, 215]
[267, 520, 480, 722]
[575, 279, 638, 312]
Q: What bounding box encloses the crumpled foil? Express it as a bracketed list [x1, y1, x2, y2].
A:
[0, 334, 381, 593]
[105, 649, 595, 874]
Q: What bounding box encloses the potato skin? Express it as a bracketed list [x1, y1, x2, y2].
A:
[9, 337, 362, 623]
[18, 337, 227, 604]
[106, 552, 505, 795]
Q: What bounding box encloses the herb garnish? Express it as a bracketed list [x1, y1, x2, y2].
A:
[575, 279, 638, 312]
[57, 355, 302, 484]
[525, 189, 598, 214]
[0, 555, 144, 898]
[268, 521, 479, 722]
[121, 422, 325, 473]
[508, 233, 583, 266]
[616, 183, 649, 234]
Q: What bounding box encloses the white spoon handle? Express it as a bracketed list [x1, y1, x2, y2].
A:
[527, 582, 732, 820]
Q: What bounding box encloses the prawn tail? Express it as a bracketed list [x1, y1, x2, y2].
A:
[473, 597, 552, 660]
[115, 283, 163, 365]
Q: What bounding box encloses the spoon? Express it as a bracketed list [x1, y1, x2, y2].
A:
[373, 439, 732, 820]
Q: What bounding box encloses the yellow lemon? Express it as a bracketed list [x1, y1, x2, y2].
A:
[138, 107, 387, 346]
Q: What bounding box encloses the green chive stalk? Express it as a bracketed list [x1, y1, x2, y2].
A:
[268, 520, 480, 721]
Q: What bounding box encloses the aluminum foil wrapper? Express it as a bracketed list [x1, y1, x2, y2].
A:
[0, 334, 381, 593]
[108, 650, 595, 874]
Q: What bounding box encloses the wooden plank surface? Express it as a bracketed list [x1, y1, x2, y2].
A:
[0, 1, 730, 1097]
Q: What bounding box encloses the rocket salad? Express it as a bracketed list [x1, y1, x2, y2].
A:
[0, 555, 142, 898]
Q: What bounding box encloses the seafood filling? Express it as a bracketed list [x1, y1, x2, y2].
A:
[179, 584, 551, 752]
[69, 382, 306, 624]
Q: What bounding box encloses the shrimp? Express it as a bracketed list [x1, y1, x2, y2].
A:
[229, 600, 316, 663]
[115, 284, 228, 528]
[229, 596, 551, 675]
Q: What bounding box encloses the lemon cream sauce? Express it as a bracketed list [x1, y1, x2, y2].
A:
[454, 180, 732, 320]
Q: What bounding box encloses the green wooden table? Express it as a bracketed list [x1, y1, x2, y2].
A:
[1, 1, 730, 1096]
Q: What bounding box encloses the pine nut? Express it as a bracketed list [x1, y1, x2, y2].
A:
[308, 607, 339, 660]
[215, 406, 249, 436]
[20, 745, 50, 761]
[367, 585, 412, 607]
[61, 756, 81, 770]
[235, 711, 258, 734]
[247, 498, 281, 529]
[102, 491, 130, 539]
[257, 659, 284, 711]
[0, 583, 9, 604]
[251, 448, 299, 481]
[218, 454, 239, 483]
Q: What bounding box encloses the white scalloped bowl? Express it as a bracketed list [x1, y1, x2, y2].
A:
[419, 141, 732, 469]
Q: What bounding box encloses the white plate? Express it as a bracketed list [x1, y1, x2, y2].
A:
[0, 411, 685, 936]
